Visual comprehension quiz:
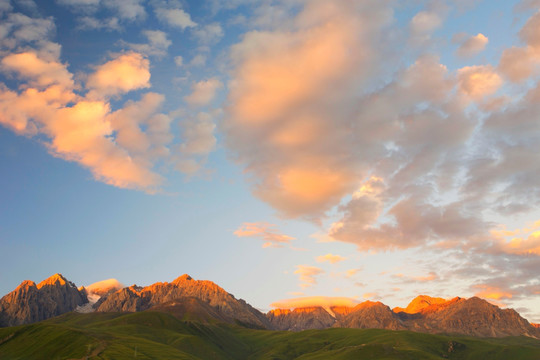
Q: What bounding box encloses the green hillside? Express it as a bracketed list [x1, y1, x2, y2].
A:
[1, 311, 540, 360]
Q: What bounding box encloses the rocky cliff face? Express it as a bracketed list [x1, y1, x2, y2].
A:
[95, 274, 270, 329]
[0, 274, 88, 327]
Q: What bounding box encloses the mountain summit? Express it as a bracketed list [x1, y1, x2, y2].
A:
[0, 274, 88, 327]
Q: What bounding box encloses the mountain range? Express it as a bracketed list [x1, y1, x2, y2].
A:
[1, 273, 539, 340]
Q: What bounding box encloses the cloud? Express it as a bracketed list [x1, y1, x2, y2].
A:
[0, 13, 56, 51]
[499, 11, 540, 82]
[155, 7, 196, 29]
[106, 92, 173, 158]
[189, 54, 207, 67]
[393, 271, 439, 283]
[224, 0, 394, 219]
[76, 16, 120, 31]
[455, 33, 489, 57]
[410, 11, 442, 35]
[175, 111, 217, 175]
[56, 0, 100, 10]
[270, 296, 359, 309]
[103, 0, 145, 21]
[85, 278, 123, 296]
[234, 222, 295, 248]
[174, 55, 183, 67]
[344, 268, 361, 278]
[362, 292, 379, 299]
[124, 30, 171, 58]
[457, 65, 503, 100]
[0, 50, 164, 190]
[491, 222, 540, 256]
[1, 51, 74, 88]
[183, 78, 223, 107]
[316, 253, 346, 264]
[0, 0, 12, 14]
[57, 0, 145, 21]
[86, 52, 150, 98]
[472, 284, 515, 300]
[294, 265, 323, 288]
[192, 23, 224, 44]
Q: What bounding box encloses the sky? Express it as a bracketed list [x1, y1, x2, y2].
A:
[1, 0, 540, 322]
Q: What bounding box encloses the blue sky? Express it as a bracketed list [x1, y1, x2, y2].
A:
[1, 0, 540, 320]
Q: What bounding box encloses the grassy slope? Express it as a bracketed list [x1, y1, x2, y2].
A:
[1, 312, 540, 360]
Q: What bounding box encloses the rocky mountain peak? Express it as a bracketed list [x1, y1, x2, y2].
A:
[0, 274, 87, 327]
[15, 280, 37, 291]
[36, 273, 69, 289]
[172, 274, 193, 284]
[393, 295, 448, 314]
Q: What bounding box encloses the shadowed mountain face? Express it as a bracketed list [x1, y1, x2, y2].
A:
[0, 274, 88, 327]
[1, 276, 539, 339]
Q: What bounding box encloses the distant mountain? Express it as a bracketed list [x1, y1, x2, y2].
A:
[1, 275, 539, 339]
[394, 295, 538, 337]
[267, 306, 335, 330]
[269, 295, 539, 338]
[0, 274, 87, 327]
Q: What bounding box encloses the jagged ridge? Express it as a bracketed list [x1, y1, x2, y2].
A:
[0, 274, 88, 327]
[1, 275, 539, 339]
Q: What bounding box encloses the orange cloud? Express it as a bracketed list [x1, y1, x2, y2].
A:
[472, 284, 514, 300]
[1, 52, 74, 89]
[270, 296, 359, 310]
[362, 292, 378, 299]
[224, 1, 391, 219]
[316, 253, 346, 264]
[344, 268, 361, 278]
[457, 65, 503, 100]
[491, 222, 540, 255]
[234, 222, 295, 248]
[87, 52, 150, 98]
[294, 265, 324, 288]
[0, 51, 164, 190]
[86, 278, 124, 297]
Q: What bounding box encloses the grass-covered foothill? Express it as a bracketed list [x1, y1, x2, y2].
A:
[1, 311, 540, 359]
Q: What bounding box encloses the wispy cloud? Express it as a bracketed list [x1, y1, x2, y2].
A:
[294, 265, 323, 288]
[316, 253, 346, 264]
[234, 222, 295, 248]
